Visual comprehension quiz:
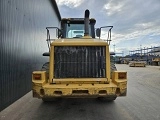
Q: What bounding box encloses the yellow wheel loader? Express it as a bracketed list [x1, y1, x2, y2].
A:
[129, 61, 146, 67]
[152, 57, 160, 66]
[32, 10, 127, 101]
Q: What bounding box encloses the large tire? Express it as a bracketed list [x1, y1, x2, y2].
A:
[41, 62, 49, 79]
[42, 98, 61, 102]
[97, 96, 117, 102]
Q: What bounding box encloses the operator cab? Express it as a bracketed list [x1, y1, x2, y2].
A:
[61, 18, 96, 38]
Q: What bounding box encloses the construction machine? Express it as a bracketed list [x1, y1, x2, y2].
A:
[129, 61, 146, 67]
[152, 57, 160, 66]
[32, 10, 127, 101]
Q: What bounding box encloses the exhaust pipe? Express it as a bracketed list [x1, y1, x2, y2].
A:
[84, 9, 90, 36]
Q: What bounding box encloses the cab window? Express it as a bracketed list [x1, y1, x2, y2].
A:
[65, 24, 92, 38]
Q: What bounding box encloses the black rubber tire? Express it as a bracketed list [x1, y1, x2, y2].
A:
[42, 98, 52, 102]
[41, 62, 49, 79]
[97, 96, 117, 102]
[42, 98, 61, 102]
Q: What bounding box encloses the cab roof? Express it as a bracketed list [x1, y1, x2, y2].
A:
[61, 18, 96, 24]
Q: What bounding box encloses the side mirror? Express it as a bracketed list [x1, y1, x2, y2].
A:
[96, 28, 101, 37]
[43, 52, 50, 56]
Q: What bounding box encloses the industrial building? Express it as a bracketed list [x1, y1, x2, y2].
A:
[0, 0, 61, 111]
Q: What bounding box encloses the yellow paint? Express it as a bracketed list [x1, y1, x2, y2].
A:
[49, 47, 54, 83]
[129, 61, 146, 67]
[152, 58, 160, 61]
[51, 38, 108, 46]
[32, 38, 127, 99]
[106, 44, 110, 83]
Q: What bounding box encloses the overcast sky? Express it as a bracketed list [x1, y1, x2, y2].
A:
[55, 0, 160, 55]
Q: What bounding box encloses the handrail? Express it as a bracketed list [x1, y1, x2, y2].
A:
[46, 27, 60, 50]
[99, 26, 113, 45]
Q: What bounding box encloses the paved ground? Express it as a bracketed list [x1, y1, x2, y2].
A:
[0, 64, 160, 120]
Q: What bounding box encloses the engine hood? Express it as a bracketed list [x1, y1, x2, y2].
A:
[51, 38, 109, 46]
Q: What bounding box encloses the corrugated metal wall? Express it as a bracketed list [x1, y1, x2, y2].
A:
[0, 0, 60, 111]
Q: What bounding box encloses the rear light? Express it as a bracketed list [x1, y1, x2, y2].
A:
[118, 72, 126, 79]
[33, 74, 41, 80]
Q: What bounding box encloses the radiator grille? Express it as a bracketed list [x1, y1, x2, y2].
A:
[54, 46, 106, 78]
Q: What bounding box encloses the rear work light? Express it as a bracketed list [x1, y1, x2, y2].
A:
[118, 72, 127, 79]
[33, 74, 42, 80]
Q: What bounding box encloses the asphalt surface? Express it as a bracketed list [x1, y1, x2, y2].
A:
[0, 64, 160, 120]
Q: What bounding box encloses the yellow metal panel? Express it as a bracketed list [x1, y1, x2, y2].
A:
[52, 78, 108, 84]
[51, 39, 108, 46]
[106, 45, 110, 82]
[49, 47, 54, 83]
[43, 82, 117, 88]
[82, 36, 92, 38]
[53, 78, 107, 81]
[112, 71, 127, 81]
[32, 82, 118, 97]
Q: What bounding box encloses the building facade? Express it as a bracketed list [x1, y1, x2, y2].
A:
[0, 0, 61, 111]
